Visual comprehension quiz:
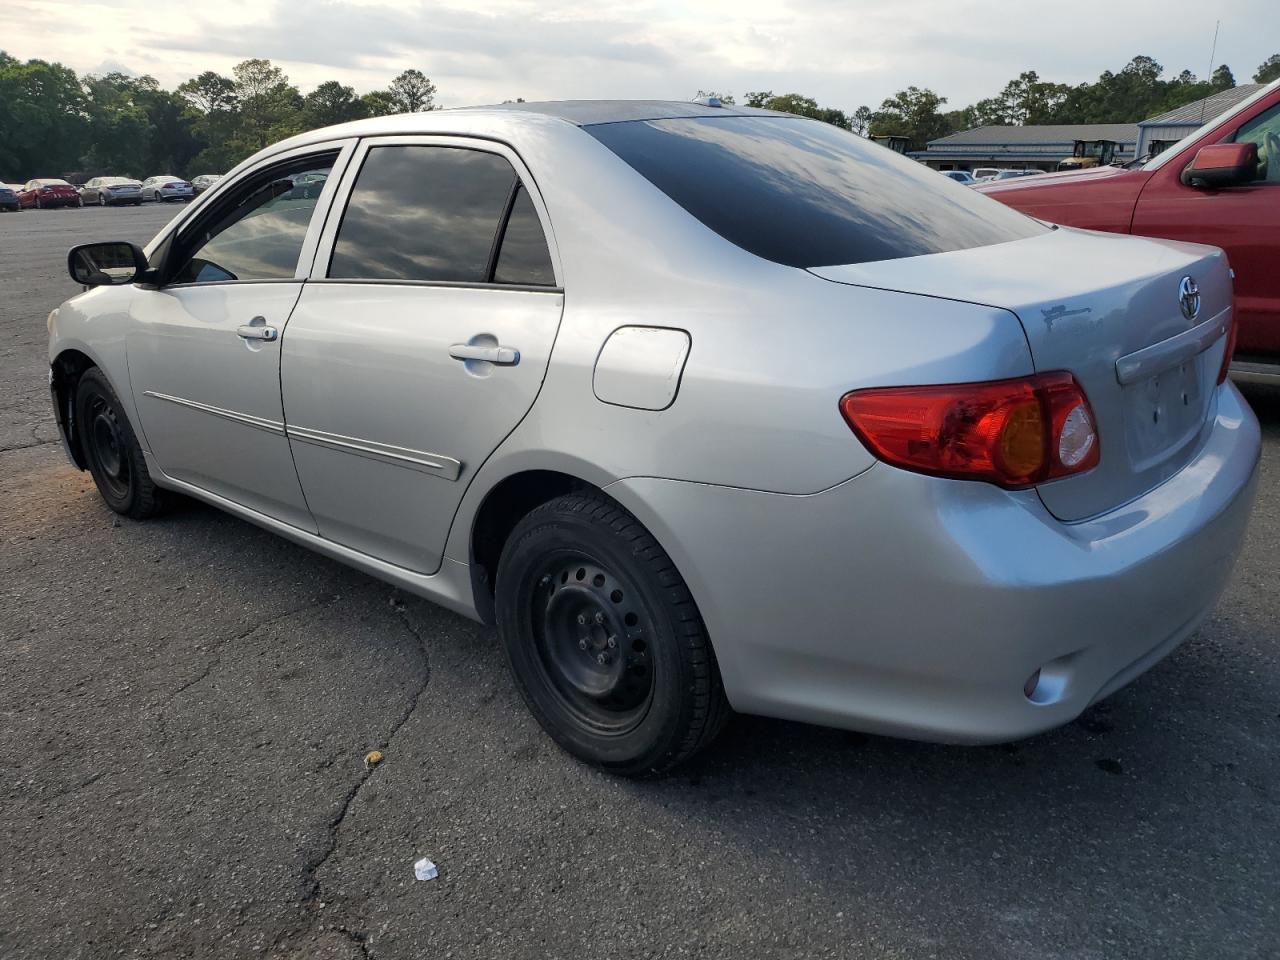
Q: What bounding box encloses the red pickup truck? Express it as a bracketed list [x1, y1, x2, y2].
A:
[979, 80, 1280, 382]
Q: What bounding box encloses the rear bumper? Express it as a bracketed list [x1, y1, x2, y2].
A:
[611, 382, 1260, 744]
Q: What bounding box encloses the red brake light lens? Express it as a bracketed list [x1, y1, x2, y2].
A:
[839, 372, 1100, 489]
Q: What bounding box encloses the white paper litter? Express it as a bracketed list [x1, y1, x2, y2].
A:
[413, 857, 438, 881]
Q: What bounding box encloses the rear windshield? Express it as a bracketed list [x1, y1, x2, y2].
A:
[585, 116, 1046, 268]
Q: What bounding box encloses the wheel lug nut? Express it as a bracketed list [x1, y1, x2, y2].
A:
[594, 612, 605, 625]
[539, 575, 551, 586]
[596, 653, 607, 665]
[578, 639, 588, 650]
[576, 614, 586, 625]
[607, 636, 617, 649]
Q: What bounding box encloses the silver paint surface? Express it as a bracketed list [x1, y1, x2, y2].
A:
[50, 105, 1262, 744]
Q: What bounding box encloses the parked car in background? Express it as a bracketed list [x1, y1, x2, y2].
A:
[971, 167, 1005, 181]
[19, 178, 81, 209]
[981, 170, 1046, 183]
[81, 177, 143, 206]
[979, 78, 1280, 381]
[192, 174, 223, 194]
[289, 171, 327, 199]
[50, 101, 1259, 775]
[941, 170, 976, 184]
[0, 184, 19, 211]
[140, 176, 194, 202]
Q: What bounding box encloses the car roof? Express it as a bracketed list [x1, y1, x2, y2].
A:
[483, 99, 783, 126]
[267, 99, 792, 154]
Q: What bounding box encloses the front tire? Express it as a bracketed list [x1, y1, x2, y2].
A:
[74, 368, 163, 519]
[496, 492, 729, 776]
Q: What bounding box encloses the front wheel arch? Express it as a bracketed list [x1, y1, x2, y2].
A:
[50, 349, 98, 470]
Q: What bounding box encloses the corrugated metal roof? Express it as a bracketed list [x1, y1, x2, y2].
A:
[1138, 84, 1266, 126]
[925, 123, 1139, 147]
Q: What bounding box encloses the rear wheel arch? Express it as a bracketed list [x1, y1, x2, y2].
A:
[469, 469, 592, 624]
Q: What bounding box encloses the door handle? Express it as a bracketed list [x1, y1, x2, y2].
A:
[237, 316, 278, 341]
[449, 343, 520, 365]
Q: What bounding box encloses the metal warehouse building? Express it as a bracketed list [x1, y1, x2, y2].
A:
[909, 123, 1138, 172]
[1136, 83, 1265, 160]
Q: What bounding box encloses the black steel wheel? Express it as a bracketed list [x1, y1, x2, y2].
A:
[497, 492, 729, 776]
[74, 367, 163, 519]
[531, 552, 655, 734]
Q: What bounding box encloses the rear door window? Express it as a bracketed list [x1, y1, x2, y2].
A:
[586, 116, 1046, 268]
[329, 146, 520, 283]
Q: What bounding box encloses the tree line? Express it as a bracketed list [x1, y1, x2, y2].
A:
[2, 49, 1278, 181]
[0, 54, 439, 181]
[706, 52, 1280, 151]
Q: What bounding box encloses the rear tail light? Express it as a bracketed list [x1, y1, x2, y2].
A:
[839, 372, 1100, 489]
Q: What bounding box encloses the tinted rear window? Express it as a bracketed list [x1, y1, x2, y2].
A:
[585, 116, 1045, 267]
[329, 146, 516, 283]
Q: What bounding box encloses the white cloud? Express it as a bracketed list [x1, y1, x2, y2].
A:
[3, 0, 1275, 112]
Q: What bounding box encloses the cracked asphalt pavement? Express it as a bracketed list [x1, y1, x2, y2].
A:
[2, 206, 1279, 959]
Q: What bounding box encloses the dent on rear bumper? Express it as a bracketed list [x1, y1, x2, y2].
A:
[609, 383, 1260, 744]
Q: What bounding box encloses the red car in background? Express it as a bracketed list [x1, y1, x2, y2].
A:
[980, 80, 1280, 382]
[18, 178, 82, 209]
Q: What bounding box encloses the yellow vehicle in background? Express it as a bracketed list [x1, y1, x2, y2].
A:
[1057, 139, 1118, 171]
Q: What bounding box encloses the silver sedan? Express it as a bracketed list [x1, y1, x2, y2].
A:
[80, 176, 143, 206]
[49, 101, 1260, 774]
[140, 175, 194, 202]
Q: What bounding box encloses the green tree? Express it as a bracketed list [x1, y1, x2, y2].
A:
[742, 91, 772, 108]
[971, 71, 1071, 125]
[231, 58, 303, 152]
[869, 86, 949, 150]
[387, 69, 436, 112]
[741, 92, 851, 129]
[302, 81, 368, 128]
[0, 55, 88, 178]
[177, 71, 237, 113]
[852, 105, 872, 135]
[80, 73, 151, 174]
[360, 89, 399, 117]
[1256, 54, 1280, 84]
[1210, 64, 1235, 90]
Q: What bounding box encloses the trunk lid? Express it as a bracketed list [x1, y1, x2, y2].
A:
[811, 227, 1233, 521]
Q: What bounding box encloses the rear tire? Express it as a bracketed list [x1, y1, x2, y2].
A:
[74, 368, 164, 520]
[496, 492, 730, 776]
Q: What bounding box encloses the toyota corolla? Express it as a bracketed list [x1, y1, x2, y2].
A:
[48, 101, 1260, 775]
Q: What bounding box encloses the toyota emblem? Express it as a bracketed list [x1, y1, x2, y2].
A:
[1179, 276, 1201, 323]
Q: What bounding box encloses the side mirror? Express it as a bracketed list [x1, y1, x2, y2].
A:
[1183, 142, 1259, 189]
[67, 241, 150, 287]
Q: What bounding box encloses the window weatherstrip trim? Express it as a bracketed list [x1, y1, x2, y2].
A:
[285, 425, 463, 481]
[142, 391, 285, 434]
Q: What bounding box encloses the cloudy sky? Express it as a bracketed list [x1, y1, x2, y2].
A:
[4, 0, 1276, 111]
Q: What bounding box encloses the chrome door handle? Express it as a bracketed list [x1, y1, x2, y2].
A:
[237, 317, 278, 341]
[449, 343, 520, 365]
